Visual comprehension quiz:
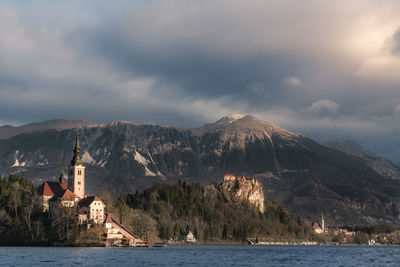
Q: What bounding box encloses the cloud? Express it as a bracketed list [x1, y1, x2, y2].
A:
[394, 105, 400, 117]
[247, 82, 269, 98]
[389, 28, 400, 55]
[355, 27, 400, 82]
[355, 56, 400, 82]
[283, 76, 303, 87]
[1, 1, 400, 160]
[308, 100, 339, 114]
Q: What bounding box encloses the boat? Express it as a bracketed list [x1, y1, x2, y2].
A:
[133, 241, 149, 247]
[152, 242, 167, 247]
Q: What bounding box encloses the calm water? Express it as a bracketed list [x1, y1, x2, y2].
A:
[0, 245, 399, 266]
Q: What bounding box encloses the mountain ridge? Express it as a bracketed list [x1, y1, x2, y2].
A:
[1, 115, 400, 226]
[325, 140, 400, 180]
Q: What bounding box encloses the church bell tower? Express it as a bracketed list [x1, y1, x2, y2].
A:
[68, 136, 85, 199]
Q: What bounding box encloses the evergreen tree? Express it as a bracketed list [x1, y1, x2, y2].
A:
[222, 224, 228, 240]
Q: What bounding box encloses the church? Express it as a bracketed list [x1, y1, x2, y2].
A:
[38, 136, 106, 224]
[37, 136, 143, 246]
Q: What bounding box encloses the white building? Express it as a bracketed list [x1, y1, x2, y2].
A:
[78, 196, 106, 224]
[182, 231, 196, 243]
[104, 214, 144, 246]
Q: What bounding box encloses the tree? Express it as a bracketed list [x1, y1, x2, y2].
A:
[116, 195, 130, 224]
[222, 224, 228, 240]
[127, 209, 157, 242]
[98, 189, 114, 213]
[8, 183, 21, 218]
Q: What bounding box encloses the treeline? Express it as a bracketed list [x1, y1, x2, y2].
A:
[0, 175, 48, 245]
[343, 224, 396, 234]
[110, 181, 314, 242]
[0, 175, 104, 245]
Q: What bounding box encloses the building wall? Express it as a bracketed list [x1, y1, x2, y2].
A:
[68, 165, 85, 199]
[89, 200, 105, 223]
[41, 195, 52, 212]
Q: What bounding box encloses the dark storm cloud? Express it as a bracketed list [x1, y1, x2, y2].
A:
[390, 29, 400, 55]
[86, 19, 303, 107]
[1, 1, 400, 160]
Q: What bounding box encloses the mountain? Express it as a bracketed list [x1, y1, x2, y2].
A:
[0, 119, 96, 139]
[325, 141, 400, 180]
[1, 115, 400, 226]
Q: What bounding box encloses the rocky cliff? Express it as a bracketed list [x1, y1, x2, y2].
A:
[220, 174, 265, 212]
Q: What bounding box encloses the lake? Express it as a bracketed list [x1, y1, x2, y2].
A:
[1, 245, 399, 266]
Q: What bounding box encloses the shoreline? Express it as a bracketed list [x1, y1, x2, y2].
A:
[0, 241, 395, 247]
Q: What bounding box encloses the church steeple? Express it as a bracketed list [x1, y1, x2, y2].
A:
[70, 135, 82, 166]
[68, 135, 85, 198]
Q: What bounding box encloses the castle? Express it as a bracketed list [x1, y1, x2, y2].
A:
[37, 136, 143, 246]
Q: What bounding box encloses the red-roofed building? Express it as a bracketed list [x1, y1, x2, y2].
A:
[48, 188, 81, 219]
[37, 178, 69, 211]
[224, 174, 236, 182]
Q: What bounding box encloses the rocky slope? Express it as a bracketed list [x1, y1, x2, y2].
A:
[220, 174, 265, 212]
[1, 115, 400, 226]
[325, 141, 400, 180]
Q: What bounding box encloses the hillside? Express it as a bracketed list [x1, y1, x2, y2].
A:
[122, 178, 313, 242]
[1, 115, 400, 225]
[325, 141, 400, 180]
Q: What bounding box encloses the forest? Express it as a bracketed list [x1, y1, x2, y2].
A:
[111, 181, 314, 243]
[1, 175, 399, 245]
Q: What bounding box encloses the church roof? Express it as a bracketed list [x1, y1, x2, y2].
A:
[48, 188, 80, 202]
[59, 189, 79, 201]
[70, 135, 83, 166]
[78, 196, 102, 208]
[37, 181, 68, 197]
[104, 213, 113, 224]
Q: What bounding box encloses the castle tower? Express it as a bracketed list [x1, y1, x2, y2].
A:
[68, 136, 85, 199]
[321, 212, 325, 232]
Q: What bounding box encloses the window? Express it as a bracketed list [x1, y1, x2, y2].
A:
[77, 181, 81, 185]
[78, 170, 82, 175]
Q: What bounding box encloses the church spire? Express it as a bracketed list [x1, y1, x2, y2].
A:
[70, 135, 82, 166]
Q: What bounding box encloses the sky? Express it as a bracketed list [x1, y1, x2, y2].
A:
[1, 0, 400, 161]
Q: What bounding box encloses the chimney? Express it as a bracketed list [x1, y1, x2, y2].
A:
[59, 173, 65, 183]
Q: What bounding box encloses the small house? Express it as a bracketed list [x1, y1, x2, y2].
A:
[182, 231, 196, 243]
